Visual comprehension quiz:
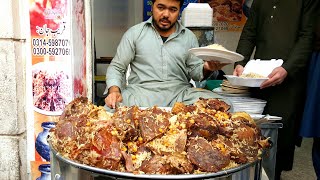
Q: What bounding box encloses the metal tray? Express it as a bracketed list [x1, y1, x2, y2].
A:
[50, 145, 262, 180]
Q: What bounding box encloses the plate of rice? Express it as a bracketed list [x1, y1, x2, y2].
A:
[189, 44, 244, 63]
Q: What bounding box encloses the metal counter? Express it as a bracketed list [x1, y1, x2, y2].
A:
[259, 122, 283, 180]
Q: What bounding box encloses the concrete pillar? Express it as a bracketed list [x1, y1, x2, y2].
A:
[0, 0, 29, 179]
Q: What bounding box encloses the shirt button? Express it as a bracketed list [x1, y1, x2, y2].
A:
[271, 15, 274, 18]
[273, 6, 277, 9]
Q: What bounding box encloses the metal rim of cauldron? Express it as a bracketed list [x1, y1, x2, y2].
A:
[50, 144, 261, 180]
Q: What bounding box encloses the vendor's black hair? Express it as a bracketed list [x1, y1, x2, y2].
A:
[152, 0, 185, 8]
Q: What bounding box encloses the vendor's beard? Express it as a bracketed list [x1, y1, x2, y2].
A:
[153, 18, 175, 32]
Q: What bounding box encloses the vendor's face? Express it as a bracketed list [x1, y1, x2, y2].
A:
[152, 0, 181, 34]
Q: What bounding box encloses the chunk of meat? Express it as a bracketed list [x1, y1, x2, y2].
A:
[121, 151, 135, 172]
[194, 98, 230, 112]
[139, 154, 193, 174]
[51, 97, 122, 170]
[166, 153, 194, 174]
[146, 129, 187, 155]
[91, 127, 122, 170]
[231, 112, 256, 127]
[236, 125, 257, 146]
[137, 107, 170, 142]
[54, 115, 88, 141]
[139, 155, 173, 174]
[172, 102, 197, 115]
[187, 137, 230, 172]
[113, 106, 140, 142]
[186, 113, 219, 141]
[59, 97, 93, 119]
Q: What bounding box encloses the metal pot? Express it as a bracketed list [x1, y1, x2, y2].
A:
[50, 146, 263, 180]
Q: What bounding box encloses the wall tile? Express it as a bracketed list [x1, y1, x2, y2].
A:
[0, 41, 26, 134]
[0, 0, 29, 39]
[0, 0, 14, 38]
[0, 138, 20, 180]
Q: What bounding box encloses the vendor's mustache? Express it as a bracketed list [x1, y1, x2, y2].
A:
[160, 18, 171, 24]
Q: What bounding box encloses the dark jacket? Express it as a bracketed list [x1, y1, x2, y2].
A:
[236, 0, 318, 171]
[314, 13, 320, 51]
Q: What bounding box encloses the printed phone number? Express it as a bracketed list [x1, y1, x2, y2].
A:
[213, 22, 228, 31]
[32, 47, 70, 56]
[32, 38, 69, 47]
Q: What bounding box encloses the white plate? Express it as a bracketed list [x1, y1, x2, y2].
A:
[234, 108, 264, 113]
[228, 97, 266, 102]
[234, 105, 265, 109]
[212, 87, 250, 97]
[34, 106, 64, 116]
[227, 97, 266, 102]
[232, 103, 266, 107]
[189, 47, 244, 63]
[231, 101, 267, 105]
[234, 107, 264, 112]
[224, 75, 268, 87]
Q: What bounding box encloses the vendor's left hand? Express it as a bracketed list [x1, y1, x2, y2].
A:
[204, 61, 230, 71]
[260, 67, 287, 89]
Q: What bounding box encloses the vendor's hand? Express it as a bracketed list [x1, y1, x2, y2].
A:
[233, 65, 244, 76]
[105, 92, 123, 109]
[260, 67, 287, 89]
[105, 86, 123, 109]
[204, 61, 229, 71]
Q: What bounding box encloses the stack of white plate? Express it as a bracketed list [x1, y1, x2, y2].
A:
[227, 97, 267, 115]
[221, 80, 249, 93]
[181, 3, 213, 27]
[212, 80, 250, 97]
[213, 87, 250, 97]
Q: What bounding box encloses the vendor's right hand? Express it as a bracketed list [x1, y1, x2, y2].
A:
[105, 87, 123, 109]
[233, 65, 244, 76]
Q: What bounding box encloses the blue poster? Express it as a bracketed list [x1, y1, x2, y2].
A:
[143, 0, 199, 21]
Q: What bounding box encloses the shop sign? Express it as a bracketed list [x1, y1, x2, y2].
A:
[29, 0, 71, 179]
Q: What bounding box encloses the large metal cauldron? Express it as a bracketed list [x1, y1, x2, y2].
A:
[50, 146, 263, 180]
